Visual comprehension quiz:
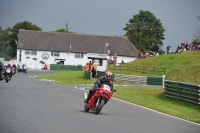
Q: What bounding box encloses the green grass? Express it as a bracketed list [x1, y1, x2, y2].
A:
[107, 50, 200, 84]
[113, 88, 200, 123]
[35, 70, 95, 85]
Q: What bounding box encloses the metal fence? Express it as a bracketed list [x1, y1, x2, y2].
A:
[84, 71, 164, 86]
[164, 80, 200, 105]
[50, 64, 83, 71]
[113, 63, 167, 75]
[113, 73, 164, 85]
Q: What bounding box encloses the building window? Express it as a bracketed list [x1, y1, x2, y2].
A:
[51, 52, 60, 57]
[25, 50, 37, 55]
[31, 50, 37, 55]
[75, 53, 83, 58]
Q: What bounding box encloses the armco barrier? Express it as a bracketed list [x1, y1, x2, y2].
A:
[97, 71, 106, 78]
[50, 64, 83, 71]
[164, 80, 200, 105]
[111, 73, 163, 85]
[84, 71, 91, 79]
[84, 71, 164, 86]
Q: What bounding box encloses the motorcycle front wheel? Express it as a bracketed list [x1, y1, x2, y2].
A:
[94, 99, 105, 114]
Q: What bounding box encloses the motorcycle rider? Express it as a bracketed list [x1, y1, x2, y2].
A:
[4, 63, 12, 80]
[0, 61, 3, 78]
[84, 71, 114, 103]
[12, 63, 17, 75]
[22, 64, 28, 73]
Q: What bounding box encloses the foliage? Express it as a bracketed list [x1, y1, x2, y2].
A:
[123, 10, 165, 53]
[0, 26, 12, 46]
[55, 28, 66, 32]
[193, 16, 200, 42]
[1, 21, 42, 59]
[193, 29, 200, 42]
[54, 20, 75, 33]
[54, 28, 75, 33]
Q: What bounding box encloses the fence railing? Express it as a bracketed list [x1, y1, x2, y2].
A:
[113, 74, 163, 85]
[84, 71, 164, 86]
[113, 63, 167, 75]
[164, 80, 200, 105]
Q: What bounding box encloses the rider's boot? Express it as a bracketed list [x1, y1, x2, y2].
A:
[84, 90, 93, 103]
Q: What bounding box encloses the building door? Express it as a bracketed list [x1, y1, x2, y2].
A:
[60, 61, 64, 64]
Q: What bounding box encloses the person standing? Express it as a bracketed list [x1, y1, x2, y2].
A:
[91, 61, 97, 78]
[113, 53, 117, 65]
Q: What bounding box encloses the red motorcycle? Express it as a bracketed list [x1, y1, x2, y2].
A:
[84, 84, 116, 114]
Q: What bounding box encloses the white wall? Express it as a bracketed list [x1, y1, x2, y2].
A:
[16, 49, 89, 69]
[17, 49, 136, 70]
[108, 55, 136, 64]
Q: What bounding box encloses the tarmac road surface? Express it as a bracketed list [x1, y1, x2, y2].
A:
[0, 70, 199, 133]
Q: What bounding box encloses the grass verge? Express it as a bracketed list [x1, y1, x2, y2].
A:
[113, 88, 200, 123]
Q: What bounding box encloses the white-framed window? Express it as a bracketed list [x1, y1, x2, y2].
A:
[25, 50, 37, 55]
[51, 51, 60, 57]
[75, 53, 84, 58]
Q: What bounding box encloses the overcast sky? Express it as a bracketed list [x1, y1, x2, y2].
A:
[0, 0, 199, 51]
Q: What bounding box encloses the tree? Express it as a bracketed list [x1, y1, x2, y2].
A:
[54, 20, 75, 33]
[123, 10, 165, 53]
[9, 21, 42, 58]
[55, 28, 66, 32]
[0, 26, 12, 46]
[193, 16, 200, 42]
[193, 29, 200, 42]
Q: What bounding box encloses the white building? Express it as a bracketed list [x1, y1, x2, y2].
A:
[17, 30, 138, 71]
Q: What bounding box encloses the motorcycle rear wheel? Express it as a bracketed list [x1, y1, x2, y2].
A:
[94, 99, 105, 114]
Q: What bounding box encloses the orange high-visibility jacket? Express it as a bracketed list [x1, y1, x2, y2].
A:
[85, 65, 90, 71]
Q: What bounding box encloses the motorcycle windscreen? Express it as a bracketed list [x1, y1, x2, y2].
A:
[102, 84, 111, 92]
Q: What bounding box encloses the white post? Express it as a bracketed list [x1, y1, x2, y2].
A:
[163, 75, 166, 88]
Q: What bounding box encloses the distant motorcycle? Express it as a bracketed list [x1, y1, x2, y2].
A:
[84, 84, 116, 114]
[4, 67, 12, 83]
[0, 71, 4, 81]
[22, 65, 27, 73]
[12, 67, 16, 75]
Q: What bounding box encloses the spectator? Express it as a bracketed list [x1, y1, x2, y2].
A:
[158, 46, 162, 55]
[44, 63, 48, 70]
[155, 52, 159, 56]
[121, 60, 124, 63]
[197, 43, 200, 50]
[173, 45, 181, 54]
[113, 53, 117, 65]
[88, 61, 92, 70]
[84, 63, 90, 71]
[184, 41, 190, 51]
[138, 52, 141, 59]
[145, 51, 150, 58]
[91, 61, 97, 78]
[149, 51, 155, 56]
[166, 45, 171, 54]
